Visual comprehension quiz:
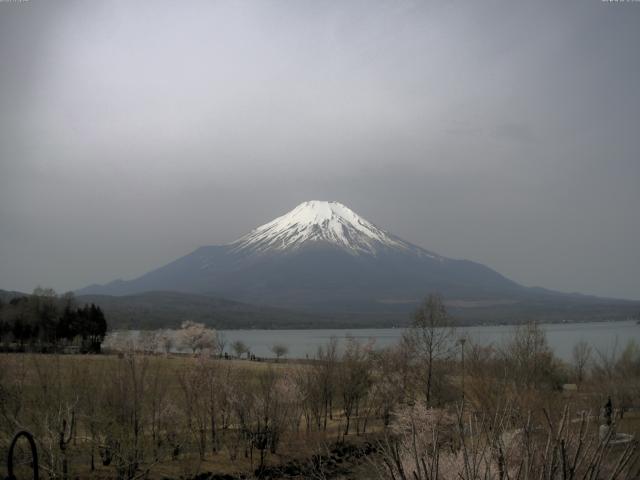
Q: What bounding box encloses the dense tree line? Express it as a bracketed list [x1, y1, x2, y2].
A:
[0, 287, 107, 352]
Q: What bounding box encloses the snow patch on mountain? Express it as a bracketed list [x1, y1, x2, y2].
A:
[230, 200, 438, 257]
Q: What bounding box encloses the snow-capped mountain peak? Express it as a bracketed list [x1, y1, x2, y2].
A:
[231, 200, 415, 255]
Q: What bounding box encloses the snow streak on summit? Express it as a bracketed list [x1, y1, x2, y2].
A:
[231, 201, 425, 256]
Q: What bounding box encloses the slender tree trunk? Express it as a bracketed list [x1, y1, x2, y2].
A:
[211, 409, 217, 454]
[323, 398, 328, 431]
[426, 349, 433, 405]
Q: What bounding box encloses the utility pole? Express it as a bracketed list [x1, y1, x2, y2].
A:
[460, 337, 467, 406]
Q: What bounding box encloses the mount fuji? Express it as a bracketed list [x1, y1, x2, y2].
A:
[78, 201, 639, 324]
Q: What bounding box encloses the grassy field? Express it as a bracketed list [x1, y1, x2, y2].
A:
[0, 352, 382, 479]
[2, 327, 639, 480]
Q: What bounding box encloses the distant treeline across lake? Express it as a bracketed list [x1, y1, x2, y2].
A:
[105, 320, 640, 362]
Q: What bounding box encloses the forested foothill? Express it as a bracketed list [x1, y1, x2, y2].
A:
[0, 287, 107, 353]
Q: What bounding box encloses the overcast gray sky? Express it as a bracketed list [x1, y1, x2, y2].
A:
[1, 0, 639, 300]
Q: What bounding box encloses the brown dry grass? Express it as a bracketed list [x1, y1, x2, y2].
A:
[0, 352, 381, 479]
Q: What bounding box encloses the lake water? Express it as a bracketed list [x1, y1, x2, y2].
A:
[106, 320, 640, 362]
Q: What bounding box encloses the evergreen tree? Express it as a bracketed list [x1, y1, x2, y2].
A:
[0, 289, 108, 352]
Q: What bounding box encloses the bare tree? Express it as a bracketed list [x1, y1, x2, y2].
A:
[462, 341, 503, 413]
[177, 355, 210, 460]
[404, 293, 455, 405]
[231, 340, 249, 359]
[157, 331, 175, 356]
[572, 340, 592, 384]
[294, 365, 321, 431]
[316, 337, 339, 430]
[271, 343, 289, 362]
[592, 340, 640, 417]
[234, 367, 296, 473]
[502, 321, 559, 390]
[215, 331, 227, 357]
[338, 336, 373, 435]
[370, 345, 409, 427]
[100, 352, 153, 479]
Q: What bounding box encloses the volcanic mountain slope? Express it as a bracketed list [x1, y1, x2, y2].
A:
[74, 291, 339, 329]
[78, 201, 528, 310]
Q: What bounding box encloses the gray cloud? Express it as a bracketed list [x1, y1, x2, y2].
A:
[1, 0, 639, 300]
